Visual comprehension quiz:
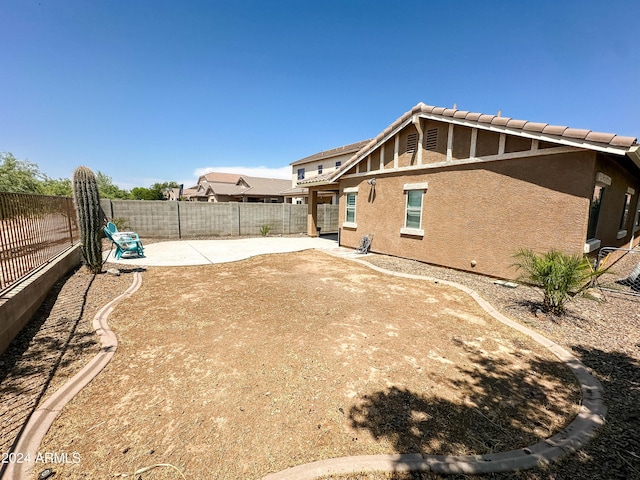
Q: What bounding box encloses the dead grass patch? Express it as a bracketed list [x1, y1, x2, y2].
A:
[38, 251, 579, 479]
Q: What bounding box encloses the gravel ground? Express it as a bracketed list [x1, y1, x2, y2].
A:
[0, 264, 135, 468]
[1, 244, 638, 480]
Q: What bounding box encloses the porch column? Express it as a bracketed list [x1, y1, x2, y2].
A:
[307, 188, 318, 237]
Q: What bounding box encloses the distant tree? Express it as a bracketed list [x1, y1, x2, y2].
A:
[96, 171, 129, 199]
[130, 181, 180, 200]
[130, 186, 158, 200]
[41, 177, 73, 196]
[0, 152, 45, 193]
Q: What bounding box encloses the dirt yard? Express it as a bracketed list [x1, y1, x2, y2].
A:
[34, 250, 579, 479]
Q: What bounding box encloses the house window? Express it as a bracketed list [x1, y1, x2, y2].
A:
[617, 188, 635, 239]
[346, 193, 356, 223]
[335, 161, 342, 168]
[318, 164, 323, 174]
[297, 168, 305, 181]
[584, 172, 611, 253]
[343, 186, 358, 228]
[400, 182, 427, 236]
[587, 185, 605, 240]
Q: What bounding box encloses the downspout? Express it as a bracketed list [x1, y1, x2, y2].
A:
[412, 115, 424, 165]
[627, 146, 640, 249]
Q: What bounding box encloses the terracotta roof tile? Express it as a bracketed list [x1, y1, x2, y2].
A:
[506, 119, 528, 129]
[478, 114, 496, 123]
[542, 125, 568, 136]
[522, 122, 548, 133]
[609, 135, 638, 147]
[491, 117, 512, 127]
[453, 110, 470, 119]
[431, 107, 446, 115]
[465, 112, 482, 121]
[442, 108, 457, 117]
[585, 131, 616, 143]
[562, 128, 591, 140]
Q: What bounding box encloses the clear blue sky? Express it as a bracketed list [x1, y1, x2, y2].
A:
[1, 0, 639, 190]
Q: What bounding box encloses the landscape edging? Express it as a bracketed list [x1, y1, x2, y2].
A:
[261, 252, 607, 479]
[5, 271, 143, 480]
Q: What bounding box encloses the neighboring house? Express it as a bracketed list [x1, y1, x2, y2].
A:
[183, 172, 291, 203]
[283, 140, 371, 204]
[163, 185, 183, 201]
[299, 102, 640, 279]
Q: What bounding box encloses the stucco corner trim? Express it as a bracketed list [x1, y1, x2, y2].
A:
[400, 227, 424, 237]
[342, 222, 357, 229]
[584, 238, 601, 253]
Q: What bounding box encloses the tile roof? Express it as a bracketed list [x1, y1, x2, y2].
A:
[298, 102, 638, 186]
[200, 172, 243, 184]
[291, 139, 373, 166]
[195, 173, 291, 197]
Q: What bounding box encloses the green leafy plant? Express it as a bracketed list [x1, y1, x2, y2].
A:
[111, 217, 130, 231]
[513, 248, 609, 315]
[259, 224, 271, 237]
[72, 166, 103, 273]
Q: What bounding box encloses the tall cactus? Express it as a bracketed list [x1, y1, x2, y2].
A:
[72, 166, 103, 273]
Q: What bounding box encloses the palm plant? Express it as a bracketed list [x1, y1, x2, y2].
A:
[513, 248, 608, 315]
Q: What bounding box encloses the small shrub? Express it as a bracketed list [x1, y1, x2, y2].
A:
[513, 248, 609, 315]
[111, 217, 130, 231]
[259, 224, 271, 237]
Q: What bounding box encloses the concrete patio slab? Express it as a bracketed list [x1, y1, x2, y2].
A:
[103, 236, 340, 266]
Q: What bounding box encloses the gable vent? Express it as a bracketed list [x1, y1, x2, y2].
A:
[425, 128, 438, 151]
[407, 133, 418, 153]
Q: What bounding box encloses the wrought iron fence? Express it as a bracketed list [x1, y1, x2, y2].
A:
[0, 193, 79, 292]
[595, 246, 640, 297]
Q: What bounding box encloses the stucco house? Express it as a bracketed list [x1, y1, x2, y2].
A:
[183, 172, 291, 203]
[283, 140, 371, 204]
[299, 102, 640, 279]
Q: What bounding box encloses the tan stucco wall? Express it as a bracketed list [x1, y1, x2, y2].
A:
[339, 151, 596, 279]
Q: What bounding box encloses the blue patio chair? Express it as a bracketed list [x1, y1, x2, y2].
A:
[103, 222, 145, 259]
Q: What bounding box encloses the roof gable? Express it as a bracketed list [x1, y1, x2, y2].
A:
[298, 102, 639, 186]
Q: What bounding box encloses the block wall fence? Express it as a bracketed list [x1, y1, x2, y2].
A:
[100, 200, 339, 238]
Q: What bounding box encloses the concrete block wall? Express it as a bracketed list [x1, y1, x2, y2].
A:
[101, 200, 338, 238]
[179, 202, 239, 237]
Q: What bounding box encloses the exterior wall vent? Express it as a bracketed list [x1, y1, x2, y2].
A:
[425, 128, 438, 151]
[407, 133, 418, 153]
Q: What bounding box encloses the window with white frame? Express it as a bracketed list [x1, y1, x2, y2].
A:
[343, 187, 358, 227]
[584, 172, 611, 253]
[297, 168, 305, 181]
[400, 182, 427, 236]
[618, 187, 635, 239]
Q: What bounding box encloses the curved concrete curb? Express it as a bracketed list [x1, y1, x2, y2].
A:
[262, 253, 606, 479]
[6, 271, 143, 480]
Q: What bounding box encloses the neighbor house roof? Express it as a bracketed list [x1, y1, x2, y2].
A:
[291, 139, 373, 166]
[196, 173, 290, 198]
[298, 102, 640, 186]
[200, 172, 243, 184]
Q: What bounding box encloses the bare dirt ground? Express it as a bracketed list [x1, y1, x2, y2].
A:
[30, 250, 581, 480]
[2, 245, 638, 480]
